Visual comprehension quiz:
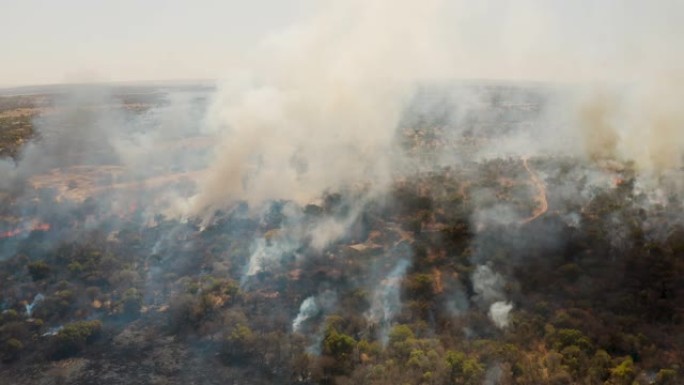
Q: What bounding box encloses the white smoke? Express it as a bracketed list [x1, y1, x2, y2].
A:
[183, 0, 450, 219]
[488, 301, 513, 329]
[366, 258, 411, 344]
[446, 282, 470, 317]
[292, 296, 318, 333]
[292, 290, 337, 334]
[241, 235, 299, 287]
[484, 363, 505, 385]
[472, 265, 506, 304]
[472, 265, 515, 329]
[41, 325, 64, 337]
[25, 293, 44, 318]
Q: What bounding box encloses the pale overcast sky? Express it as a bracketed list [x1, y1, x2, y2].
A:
[0, 0, 319, 87]
[0, 0, 681, 87]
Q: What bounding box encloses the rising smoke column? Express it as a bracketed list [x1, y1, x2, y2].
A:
[185, 0, 450, 218]
[25, 293, 44, 318]
[292, 296, 319, 333]
[366, 258, 411, 344]
[471, 264, 512, 329]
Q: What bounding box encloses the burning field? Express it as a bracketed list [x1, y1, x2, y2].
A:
[0, 81, 681, 385]
[1, 1, 684, 385]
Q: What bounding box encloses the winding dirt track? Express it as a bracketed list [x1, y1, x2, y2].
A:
[520, 157, 548, 224]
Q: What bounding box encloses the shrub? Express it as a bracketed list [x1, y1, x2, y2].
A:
[50, 320, 102, 359]
[1, 338, 23, 362]
[446, 350, 484, 385]
[27, 260, 51, 281]
[121, 288, 143, 318]
[608, 357, 635, 385]
[655, 369, 677, 385]
[220, 324, 255, 364]
[322, 327, 357, 375]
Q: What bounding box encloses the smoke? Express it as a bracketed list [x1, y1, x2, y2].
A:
[366, 258, 411, 344]
[488, 301, 513, 329]
[571, 81, 684, 174]
[484, 364, 505, 385]
[239, 196, 369, 288]
[292, 291, 338, 331]
[446, 282, 470, 317]
[292, 296, 318, 333]
[182, 0, 450, 219]
[470, 264, 514, 329]
[472, 265, 506, 305]
[25, 293, 44, 318]
[41, 325, 64, 337]
[0, 85, 214, 259]
[1, 2, 683, 380]
[167, 2, 684, 339]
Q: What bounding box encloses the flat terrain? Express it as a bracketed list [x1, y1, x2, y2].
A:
[0, 84, 682, 385]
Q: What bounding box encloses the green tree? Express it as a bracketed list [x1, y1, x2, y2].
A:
[587, 349, 612, 383]
[607, 357, 635, 385]
[27, 260, 51, 281]
[446, 350, 484, 385]
[121, 288, 143, 318]
[654, 369, 677, 385]
[1, 338, 23, 362]
[51, 320, 102, 359]
[322, 326, 356, 375]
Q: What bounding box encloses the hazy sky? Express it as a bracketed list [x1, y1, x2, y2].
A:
[0, 0, 319, 87]
[1, 0, 682, 87]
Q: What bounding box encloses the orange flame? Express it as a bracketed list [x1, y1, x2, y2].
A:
[0, 222, 51, 240]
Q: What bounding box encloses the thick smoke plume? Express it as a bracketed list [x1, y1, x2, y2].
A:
[183, 0, 449, 218]
[178, 0, 684, 223]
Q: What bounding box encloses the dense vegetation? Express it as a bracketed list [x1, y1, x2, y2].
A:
[0, 95, 44, 159]
[0, 91, 682, 385]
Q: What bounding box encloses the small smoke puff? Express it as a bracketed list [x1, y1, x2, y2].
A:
[578, 93, 620, 162]
[484, 363, 505, 385]
[488, 301, 513, 329]
[366, 258, 411, 324]
[309, 216, 351, 251]
[573, 82, 684, 174]
[446, 282, 470, 316]
[292, 291, 337, 333]
[292, 296, 319, 333]
[472, 204, 521, 230]
[308, 201, 366, 251]
[25, 293, 45, 317]
[242, 235, 299, 286]
[472, 265, 506, 304]
[366, 258, 411, 345]
[316, 290, 338, 313]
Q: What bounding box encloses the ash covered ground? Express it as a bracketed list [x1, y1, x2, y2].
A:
[0, 82, 682, 385]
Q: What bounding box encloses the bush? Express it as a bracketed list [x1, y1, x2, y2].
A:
[50, 320, 102, 359]
[0, 309, 20, 324]
[322, 327, 356, 375]
[446, 350, 485, 385]
[27, 260, 51, 281]
[608, 357, 635, 385]
[655, 369, 678, 385]
[220, 324, 255, 364]
[121, 288, 143, 318]
[1, 338, 23, 362]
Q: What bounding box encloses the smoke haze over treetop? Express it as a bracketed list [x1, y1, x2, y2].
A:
[0, 1, 682, 384]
